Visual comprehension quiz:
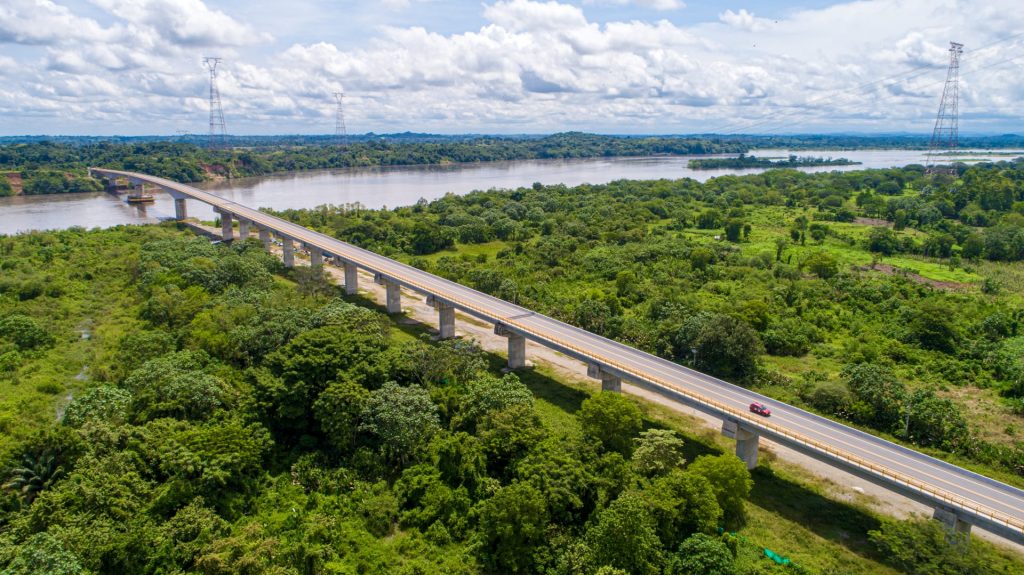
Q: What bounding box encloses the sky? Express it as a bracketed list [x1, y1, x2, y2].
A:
[0, 0, 1021, 136]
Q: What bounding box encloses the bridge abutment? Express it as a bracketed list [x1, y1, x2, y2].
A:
[587, 363, 622, 392]
[722, 420, 759, 470]
[282, 238, 295, 267]
[494, 324, 527, 369]
[343, 262, 358, 295]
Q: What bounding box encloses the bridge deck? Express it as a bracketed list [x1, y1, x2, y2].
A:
[90, 167, 1024, 543]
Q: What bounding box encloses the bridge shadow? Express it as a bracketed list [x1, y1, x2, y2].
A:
[749, 465, 885, 561]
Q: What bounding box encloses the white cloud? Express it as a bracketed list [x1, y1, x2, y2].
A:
[0, 0, 119, 45]
[718, 8, 769, 32]
[585, 0, 685, 10]
[2, 0, 1023, 134]
[90, 0, 271, 46]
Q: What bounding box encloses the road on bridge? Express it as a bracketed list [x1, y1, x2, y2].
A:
[90, 168, 1024, 543]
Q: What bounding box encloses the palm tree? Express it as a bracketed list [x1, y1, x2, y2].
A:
[3, 451, 64, 505]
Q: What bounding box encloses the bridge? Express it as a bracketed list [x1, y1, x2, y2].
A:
[90, 167, 1024, 544]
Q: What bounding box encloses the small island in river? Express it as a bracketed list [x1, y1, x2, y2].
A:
[688, 153, 861, 169]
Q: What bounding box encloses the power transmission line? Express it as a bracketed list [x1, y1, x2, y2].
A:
[203, 56, 227, 149]
[699, 32, 1024, 137]
[925, 42, 964, 174]
[334, 91, 348, 146]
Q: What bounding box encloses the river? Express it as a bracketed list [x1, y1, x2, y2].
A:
[1, 149, 1020, 234]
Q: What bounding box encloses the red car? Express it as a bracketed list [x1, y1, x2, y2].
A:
[749, 402, 771, 417]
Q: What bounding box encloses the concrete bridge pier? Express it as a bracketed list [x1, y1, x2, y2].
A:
[343, 262, 358, 295]
[494, 323, 527, 369]
[238, 219, 250, 240]
[220, 211, 234, 241]
[259, 228, 271, 250]
[282, 238, 295, 267]
[376, 274, 402, 314]
[933, 507, 973, 541]
[426, 294, 455, 338]
[587, 363, 622, 392]
[174, 198, 187, 220]
[309, 247, 323, 267]
[722, 420, 759, 470]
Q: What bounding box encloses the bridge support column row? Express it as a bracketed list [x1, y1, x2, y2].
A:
[174, 198, 187, 220]
[344, 262, 358, 295]
[376, 274, 402, 314]
[426, 294, 455, 339]
[282, 238, 295, 267]
[239, 219, 250, 239]
[259, 228, 271, 250]
[587, 363, 622, 393]
[494, 324, 527, 369]
[220, 211, 234, 241]
[933, 507, 972, 541]
[722, 420, 759, 470]
[309, 247, 323, 267]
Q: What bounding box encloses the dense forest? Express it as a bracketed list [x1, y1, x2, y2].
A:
[270, 159, 1024, 480]
[1, 225, 1022, 573]
[688, 155, 859, 170]
[0, 133, 747, 196]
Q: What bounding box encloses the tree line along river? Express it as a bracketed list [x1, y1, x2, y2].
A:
[0, 149, 1019, 234]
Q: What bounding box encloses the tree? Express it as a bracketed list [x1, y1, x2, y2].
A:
[0, 314, 52, 350]
[902, 300, 959, 353]
[1, 532, 86, 575]
[313, 378, 369, 452]
[477, 403, 546, 476]
[905, 388, 969, 452]
[586, 492, 663, 575]
[961, 234, 984, 260]
[456, 373, 533, 431]
[578, 392, 643, 456]
[122, 351, 225, 422]
[632, 429, 687, 477]
[475, 481, 549, 574]
[292, 264, 334, 297]
[3, 451, 64, 505]
[687, 454, 752, 521]
[689, 247, 715, 271]
[113, 330, 176, 379]
[868, 518, 985, 575]
[409, 221, 454, 254]
[677, 313, 764, 381]
[642, 469, 722, 546]
[515, 439, 595, 524]
[360, 382, 441, 465]
[666, 533, 734, 575]
[61, 385, 131, 428]
[867, 227, 900, 255]
[842, 363, 906, 431]
[430, 431, 487, 494]
[803, 251, 839, 279]
[774, 237, 787, 261]
[723, 219, 744, 242]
